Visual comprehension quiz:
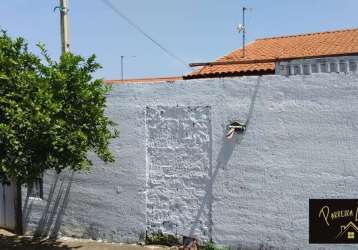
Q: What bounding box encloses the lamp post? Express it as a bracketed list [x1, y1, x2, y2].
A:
[121, 56, 136, 80]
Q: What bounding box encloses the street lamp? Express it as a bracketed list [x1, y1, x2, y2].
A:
[120, 55, 136, 80]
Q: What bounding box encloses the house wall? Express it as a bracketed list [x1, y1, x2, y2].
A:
[23, 73, 358, 249]
[276, 55, 358, 76]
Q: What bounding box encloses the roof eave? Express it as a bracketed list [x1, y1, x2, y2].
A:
[189, 52, 358, 68]
[183, 69, 275, 80]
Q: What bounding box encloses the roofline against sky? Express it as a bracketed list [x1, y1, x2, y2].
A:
[189, 52, 358, 67]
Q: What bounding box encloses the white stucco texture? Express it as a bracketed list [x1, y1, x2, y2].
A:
[23, 73, 358, 249]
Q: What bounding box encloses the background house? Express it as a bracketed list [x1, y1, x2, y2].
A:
[105, 28, 358, 84]
[186, 28, 358, 79]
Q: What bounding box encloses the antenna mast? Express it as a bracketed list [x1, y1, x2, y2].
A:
[237, 7, 248, 58]
[242, 7, 246, 58]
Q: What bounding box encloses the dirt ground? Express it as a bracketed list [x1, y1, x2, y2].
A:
[0, 229, 169, 250]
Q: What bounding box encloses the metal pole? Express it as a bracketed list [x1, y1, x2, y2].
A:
[120, 56, 136, 80]
[14, 182, 23, 234]
[242, 7, 246, 58]
[121, 56, 124, 80]
[60, 0, 70, 54]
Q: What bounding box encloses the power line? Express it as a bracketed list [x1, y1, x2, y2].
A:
[100, 0, 190, 69]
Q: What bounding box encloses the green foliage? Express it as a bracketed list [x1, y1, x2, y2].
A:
[0, 31, 119, 184]
[201, 241, 230, 250]
[145, 232, 180, 246]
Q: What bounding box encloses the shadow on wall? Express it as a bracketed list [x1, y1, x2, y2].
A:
[22, 171, 74, 239]
[189, 77, 261, 240]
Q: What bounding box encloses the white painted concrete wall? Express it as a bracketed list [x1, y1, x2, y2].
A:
[0, 182, 16, 230]
[23, 73, 358, 249]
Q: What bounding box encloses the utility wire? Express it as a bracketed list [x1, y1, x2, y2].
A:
[101, 0, 190, 69]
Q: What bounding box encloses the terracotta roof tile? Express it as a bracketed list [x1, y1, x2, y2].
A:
[186, 28, 358, 79]
[190, 62, 275, 77]
[105, 76, 182, 84]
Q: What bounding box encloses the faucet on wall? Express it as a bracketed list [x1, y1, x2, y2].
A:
[226, 120, 246, 139]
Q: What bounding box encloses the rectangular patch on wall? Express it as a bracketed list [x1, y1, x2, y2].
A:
[145, 106, 212, 240]
[309, 199, 358, 243]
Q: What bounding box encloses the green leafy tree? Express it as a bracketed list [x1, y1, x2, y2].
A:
[0, 30, 118, 218]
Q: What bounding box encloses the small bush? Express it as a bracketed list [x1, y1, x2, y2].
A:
[145, 232, 180, 246]
[201, 241, 230, 250]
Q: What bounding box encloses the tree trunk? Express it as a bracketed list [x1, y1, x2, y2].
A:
[14, 182, 23, 235]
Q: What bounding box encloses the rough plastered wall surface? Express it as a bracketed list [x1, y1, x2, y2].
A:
[23, 73, 358, 250]
[146, 106, 211, 240]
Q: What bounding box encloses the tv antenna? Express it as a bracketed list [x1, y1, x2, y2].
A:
[237, 7, 252, 58]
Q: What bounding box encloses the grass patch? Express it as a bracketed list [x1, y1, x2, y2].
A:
[145, 232, 180, 246]
[201, 241, 230, 250]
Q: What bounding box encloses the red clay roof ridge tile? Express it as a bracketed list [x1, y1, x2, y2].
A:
[256, 27, 358, 41]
